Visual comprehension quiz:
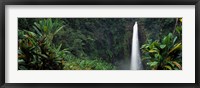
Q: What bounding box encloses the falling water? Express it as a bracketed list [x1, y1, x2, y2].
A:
[131, 22, 143, 70]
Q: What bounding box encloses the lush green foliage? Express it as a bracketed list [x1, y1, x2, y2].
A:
[141, 33, 182, 70]
[18, 19, 66, 70]
[63, 55, 115, 70]
[141, 19, 182, 70]
[18, 18, 182, 70]
[18, 18, 115, 70]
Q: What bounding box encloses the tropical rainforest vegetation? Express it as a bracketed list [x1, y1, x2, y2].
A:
[18, 18, 182, 70]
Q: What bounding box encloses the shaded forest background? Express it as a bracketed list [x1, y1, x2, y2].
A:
[18, 18, 182, 70]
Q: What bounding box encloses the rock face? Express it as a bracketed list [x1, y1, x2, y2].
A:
[138, 23, 146, 47]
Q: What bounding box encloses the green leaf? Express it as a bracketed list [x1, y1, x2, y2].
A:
[168, 33, 173, 39]
[54, 25, 65, 35]
[27, 31, 36, 37]
[34, 22, 41, 30]
[176, 26, 182, 34]
[164, 65, 172, 70]
[147, 61, 158, 68]
[149, 49, 157, 53]
[173, 36, 177, 44]
[167, 61, 175, 67]
[43, 26, 48, 32]
[141, 45, 146, 49]
[160, 44, 166, 49]
[18, 66, 27, 70]
[18, 59, 25, 64]
[154, 54, 161, 60]
[57, 44, 62, 52]
[33, 26, 42, 36]
[168, 43, 182, 54]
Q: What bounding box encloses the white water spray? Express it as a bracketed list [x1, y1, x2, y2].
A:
[131, 22, 143, 70]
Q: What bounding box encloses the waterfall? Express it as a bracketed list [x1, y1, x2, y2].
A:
[131, 22, 143, 70]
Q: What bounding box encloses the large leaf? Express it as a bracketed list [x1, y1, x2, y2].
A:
[147, 61, 158, 69]
[149, 49, 157, 53]
[168, 43, 182, 54]
[162, 33, 173, 45]
[154, 54, 162, 60]
[160, 44, 166, 49]
[162, 36, 168, 44]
